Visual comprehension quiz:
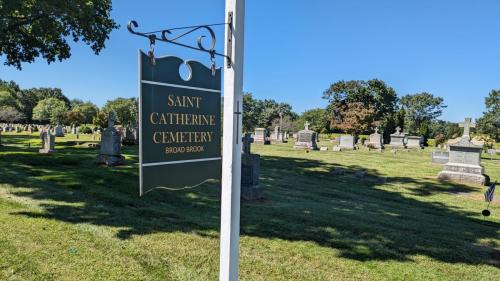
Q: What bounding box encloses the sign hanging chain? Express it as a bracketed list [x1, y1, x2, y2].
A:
[148, 35, 156, 65]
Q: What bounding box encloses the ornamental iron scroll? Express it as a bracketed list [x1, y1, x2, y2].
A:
[127, 15, 232, 69]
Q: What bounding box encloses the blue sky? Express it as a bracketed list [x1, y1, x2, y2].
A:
[1, 0, 499, 122]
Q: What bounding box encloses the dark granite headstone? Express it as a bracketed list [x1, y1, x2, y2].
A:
[293, 122, 318, 150]
[241, 133, 262, 200]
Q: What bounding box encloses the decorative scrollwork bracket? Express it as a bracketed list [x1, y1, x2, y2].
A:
[127, 14, 232, 68]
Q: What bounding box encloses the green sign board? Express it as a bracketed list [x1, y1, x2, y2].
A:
[139, 51, 221, 195]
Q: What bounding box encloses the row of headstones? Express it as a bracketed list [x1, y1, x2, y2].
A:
[1, 123, 85, 136]
[252, 127, 290, 144]
[332, 127, 424, 151]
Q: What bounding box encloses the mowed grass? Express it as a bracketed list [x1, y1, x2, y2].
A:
[0, 132, 499, 281]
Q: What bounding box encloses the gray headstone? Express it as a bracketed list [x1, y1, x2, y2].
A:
[437, 118, 486, 185]
[366, 127, 383, 149]
[253, 128, 270, 145]
[431, 151, 450, 164]
[54, 125, 65, 137]
[339, 135, 355, 150]
[389, 126, 406, 148]
[405, 135, 424, 149]
[39, 129, 55, 154]
[96, 112, 125, 166]
[293, 122, 318, 150]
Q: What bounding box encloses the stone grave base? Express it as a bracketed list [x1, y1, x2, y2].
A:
[39, 148, 54, 154]
[437, 171, 487, 185]
[387, 143, 405, 149]
[437, 163, 487, 185]
[294, 142, 318, 150]
[97, 154, 125, 166]
[241, 185, 262, 201]
[365, 142, 383, 149]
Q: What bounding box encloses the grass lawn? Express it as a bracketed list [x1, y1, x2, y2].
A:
[0, 132, 499, 281]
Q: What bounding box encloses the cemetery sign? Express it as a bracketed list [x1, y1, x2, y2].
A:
[139, 51, 222, 195]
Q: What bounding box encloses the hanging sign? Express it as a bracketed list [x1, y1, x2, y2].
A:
[139, 51, 222, 195]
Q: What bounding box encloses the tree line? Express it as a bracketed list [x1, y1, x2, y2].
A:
[0, 80, 137, 129]
[243, 79, 498, 142]
[1, 78, 497, 142]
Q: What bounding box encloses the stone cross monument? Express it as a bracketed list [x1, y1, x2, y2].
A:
[459, 118, 475, 139]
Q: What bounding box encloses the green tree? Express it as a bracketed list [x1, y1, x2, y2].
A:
[477, 90, 500, 141]
[74, 102, 99, 124]
[429, 120, 461, 140]
[32, 97, 68, 124]
[1, 0, 118, 69]
[323, 79, 398, 134]
[92, 110, 107, 129]
[400, 92, 446, 136]
[66, 110, 85, 126]
[0, 106, 25, 122]
[296, 108, 328, 132]
[242, 93, 295, 132]
[10, 87, 70, 122]
[0, 90, 19, 109]
[70, 98, 84, 109]
[242, 93, 262, 132]
[103, 98, 138, 126]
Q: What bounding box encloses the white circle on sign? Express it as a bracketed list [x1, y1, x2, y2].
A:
[179, 63, 192, 81]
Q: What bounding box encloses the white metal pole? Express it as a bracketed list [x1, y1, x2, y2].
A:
[220, 0, 245, 280]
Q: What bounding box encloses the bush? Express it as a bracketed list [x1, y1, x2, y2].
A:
[434, 134, 447, 147]
[473, 134, 495, 149]
[79, 125, 93, 134]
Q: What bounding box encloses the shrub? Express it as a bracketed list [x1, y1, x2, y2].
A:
[434, 134, 447, 147]
[473, 134, 495, 149]
[79, 125, 93, 134]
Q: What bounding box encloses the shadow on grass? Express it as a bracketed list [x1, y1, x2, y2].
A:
[0, 139, 498, 267]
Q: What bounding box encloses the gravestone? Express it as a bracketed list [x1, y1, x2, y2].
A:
[339, 135, 355, 150]
[97, 112, 125, 166]
[272, 125, 280, 141]
[54, 125, 65, 137]
[121, 126, 137, 145]
[15, 126, 21, 133]
[71, 125, 77, 134]
[405, 135, 423, 149]
[27, 125, 33, 134]
[241, 133, 262, 200]
[431, 150, 449, 164]
[253, 128, 270, 145]
[293, 122, 318, 150]
[437, 118, 486, 185]
[366, 127, 383, 149]
[39, 129, 55, 153]
[389, 126, 406, 148]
